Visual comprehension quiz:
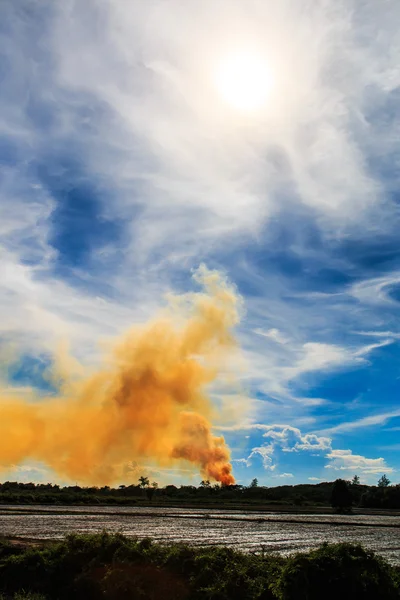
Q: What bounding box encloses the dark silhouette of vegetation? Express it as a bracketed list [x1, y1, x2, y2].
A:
[138, 476, 150, 489]
[0, 594, 46, 599]
[0, 477, 398, 509]
[360, 484, 400, 509]
[274, 542, 399, 600]
[0, 533, 398, 599]
[379, 474, 391, 488]
[331, 479, 352, 512]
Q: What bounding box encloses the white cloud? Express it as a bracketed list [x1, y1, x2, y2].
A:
[355, 331, 400, 339]
[319, 410, 400, 435]
[241, 424, 332, 473]
[1, 0, 400, 484]
[282, 339, 390, 383]
[254, 328, 288, 345]
[350, 273, 400, 306]
[246, 444, 276, 470]
[0, 463, 57, 484]
[325, 449, 394, 474]
[308, 477, 322, 481]
[289, 343, 353, 375]
[262, 425, 332, 454]
[354, 339, 393, 357]
[0, 249, 164, 362]
[2, 1, 399, 364]
[45, 0, 400, 257]
[238, 326, 391, 413]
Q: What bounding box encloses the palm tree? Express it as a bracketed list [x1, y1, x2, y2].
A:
[138, 476, 150, 489]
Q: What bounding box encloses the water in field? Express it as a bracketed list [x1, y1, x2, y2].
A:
[0, 505, 399, 565]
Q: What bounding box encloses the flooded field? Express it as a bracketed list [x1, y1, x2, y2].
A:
[0, 505, 399, 565]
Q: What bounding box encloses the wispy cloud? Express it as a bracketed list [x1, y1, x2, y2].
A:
[350, 273, 400, 306]
[319, 410, 400, 436]
[2, 0, 400, 483]
[355, 331, 400, 339]
[254, 328, 289, 345]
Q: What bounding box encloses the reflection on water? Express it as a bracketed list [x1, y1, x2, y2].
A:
[0, 505, 399, 565]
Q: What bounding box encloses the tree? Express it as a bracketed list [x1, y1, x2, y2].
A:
[146, 482, 158, 502]
[331, 479, 352, 511]
[200, 480, 211, 488]
[378, 474, 391, 487]
[138, 476, 150, 489]
[351, 475, 360, 485]
[250, 478, 259, 488]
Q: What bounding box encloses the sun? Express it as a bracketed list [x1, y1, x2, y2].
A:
[214, 50, 273, 112]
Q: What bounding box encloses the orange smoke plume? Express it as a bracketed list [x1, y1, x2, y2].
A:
[0, 266, 240, 486]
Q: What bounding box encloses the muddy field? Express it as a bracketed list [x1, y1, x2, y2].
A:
[1, 505, 399, 564]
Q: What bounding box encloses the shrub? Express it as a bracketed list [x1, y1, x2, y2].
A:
[0, 535, 398, 600]
[274, 542, 399, 600]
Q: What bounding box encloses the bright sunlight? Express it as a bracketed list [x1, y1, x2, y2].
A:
[214, 50, 273, 112]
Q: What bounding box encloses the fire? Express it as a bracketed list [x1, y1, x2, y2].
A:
[0, 266, 239, 485]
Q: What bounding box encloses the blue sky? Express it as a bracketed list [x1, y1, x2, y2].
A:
[1, 0, 400, 487]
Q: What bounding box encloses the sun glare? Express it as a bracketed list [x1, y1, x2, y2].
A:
[215, 50, 273, 112]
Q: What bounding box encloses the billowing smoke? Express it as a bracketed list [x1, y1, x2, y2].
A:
[0, 267, 240, 485]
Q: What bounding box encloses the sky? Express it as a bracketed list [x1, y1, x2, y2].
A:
[1, 0, 400, 487]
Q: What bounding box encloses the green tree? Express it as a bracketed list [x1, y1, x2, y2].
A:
[331, 479, 352, 511]
[351, 475, 360, 485]
[250, 478, 259, 488]
[378, 474, 391, 487]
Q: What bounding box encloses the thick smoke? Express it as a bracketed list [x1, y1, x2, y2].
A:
[0, 267, 240, 485]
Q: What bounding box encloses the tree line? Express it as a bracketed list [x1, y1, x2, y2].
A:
[0, 475, 398, 509]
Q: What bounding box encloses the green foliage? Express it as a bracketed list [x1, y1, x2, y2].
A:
[0, 534, 398, 600]
[274, 542, 399, 600]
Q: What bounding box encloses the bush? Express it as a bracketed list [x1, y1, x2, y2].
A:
[274, 542, 399, 600]
[0, 535, 398, 600]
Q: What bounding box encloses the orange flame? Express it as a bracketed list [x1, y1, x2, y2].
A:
[0, 266, 239, 485]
